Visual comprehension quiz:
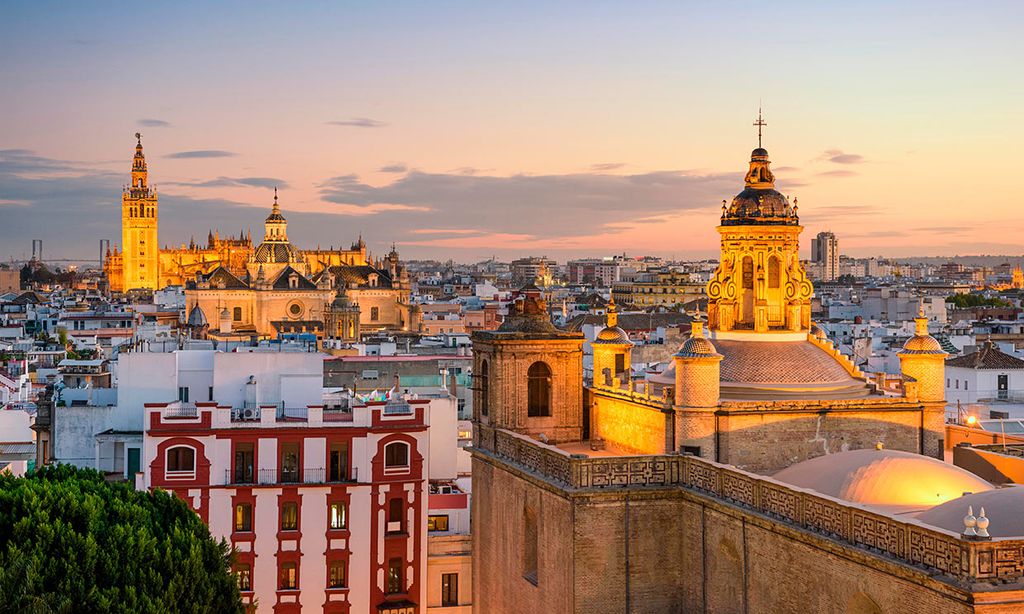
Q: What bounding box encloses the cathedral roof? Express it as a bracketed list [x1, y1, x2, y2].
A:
[270, 266, 318, 290]
[324, 265, 394, 289]
[652, 337, 872, 400]
[773, 448, 993, 513]
[204, 266, 248, 289]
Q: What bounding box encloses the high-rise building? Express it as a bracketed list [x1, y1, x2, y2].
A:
[120, 133, 160, 291]
[811, 230, 839, 282]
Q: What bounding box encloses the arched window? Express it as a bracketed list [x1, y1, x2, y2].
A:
[527, 362, 551, 417]
[742, 256, 754, 290]
[233, 307, 242, 321]
[479, 360, 490, 417]
[384, 441, 410, 471]
[166, 446, 195, 473]
[768, 256, 780, 289]
[370, 307, 379, 321]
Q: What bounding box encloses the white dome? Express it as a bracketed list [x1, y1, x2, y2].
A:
[916, 487, 1024, 537]
[772, 448, 993, 513]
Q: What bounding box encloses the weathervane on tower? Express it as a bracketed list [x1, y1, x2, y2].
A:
[135, 132, 142, 145]
[753, 107, 766, 148]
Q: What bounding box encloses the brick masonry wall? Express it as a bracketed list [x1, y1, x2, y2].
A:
[471, 456, 574, 614]
[717, 407, 931, 473]
[471, 448, 1016, 613]
[593, 394, 670, 455]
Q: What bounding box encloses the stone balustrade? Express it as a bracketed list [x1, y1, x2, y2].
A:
[475, 423, 1024, 586]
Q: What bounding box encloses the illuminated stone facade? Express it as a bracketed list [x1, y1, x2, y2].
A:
[470, 139, 993, 613]
[104, 136, 411, 336]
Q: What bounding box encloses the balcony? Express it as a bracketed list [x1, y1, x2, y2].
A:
[223, 466, 358, 486]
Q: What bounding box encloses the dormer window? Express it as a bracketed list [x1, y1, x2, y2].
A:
[289, 274, 299, 289]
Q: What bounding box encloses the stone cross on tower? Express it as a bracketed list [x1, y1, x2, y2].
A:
[753, 108, 766, 148]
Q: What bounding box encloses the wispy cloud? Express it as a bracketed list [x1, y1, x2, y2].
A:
[165, 176, 288, 189]
[816, 169, 858, 178]
[137, 118, 171, 128]
[818, 149, 866, 164]
[317, 168, 739, 240]
[378, 164, 408, 174]
[165, 150, 237, 159]
[590, 162, 625, 172]
[326, 117, 387, 128]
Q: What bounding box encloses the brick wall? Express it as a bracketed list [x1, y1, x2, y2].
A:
[593, 393, 670, 455]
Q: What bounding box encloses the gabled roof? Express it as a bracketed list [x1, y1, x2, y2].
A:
[327, 265, 393, 289]
[946, 342, 1024, 370]
[11, 291, 47, 305]
[271, 266, 318, 290]
[205, 266, 248, 290]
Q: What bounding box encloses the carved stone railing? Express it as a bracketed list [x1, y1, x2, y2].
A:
[474, 423, 1024, 586]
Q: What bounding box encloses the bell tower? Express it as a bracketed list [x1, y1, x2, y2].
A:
[706, 113, 813, 333]
[121, 133, 159, 290]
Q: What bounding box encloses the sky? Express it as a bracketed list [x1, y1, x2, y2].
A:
[1, 1, 1023, 264]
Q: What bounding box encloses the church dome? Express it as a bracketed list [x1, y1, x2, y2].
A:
[773, 448, 993, 512]
[721, 146, 798, 226]
[916, 487, 1024, 537]
[594, 325, 630, 345]
[253, 241, 303, 264]
[899, 310, 946, 355]
[186, 304, 207, 327]
[677, 335, 718, 358]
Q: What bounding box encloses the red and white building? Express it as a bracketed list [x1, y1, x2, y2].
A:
[141, 351, 446, 613]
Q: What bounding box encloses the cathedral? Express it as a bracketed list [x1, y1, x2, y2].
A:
[104, 135, 413, 337]
[471, 136, 1024, 612]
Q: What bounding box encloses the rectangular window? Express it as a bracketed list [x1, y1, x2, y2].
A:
[208, 386, 214, 401]
[281, 501, 298, 531]
[234, 503, 252, 532]
[280, 442, 299, 483]
[386, 558, 403, 594]
[279, 561, 298, 590]
[389, 498, 403, 523]
[328, 560, 346, 589]
[236, 563, 252, 591]
[427, 514, 449, 532]
[177, 386, 189, 402]
[329, 502, 347, 530]
[329, 441, 349, 482]
[233, 442, 254, 484]
[614, 353, 626, 375]
[441, 573, 459, 607]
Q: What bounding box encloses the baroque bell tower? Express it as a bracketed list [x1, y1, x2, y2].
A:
[121, 133, 159, 290]
[706, 112, 813, 333]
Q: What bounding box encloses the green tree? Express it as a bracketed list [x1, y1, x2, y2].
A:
[0, 465, 244, 614]
[946, 293, 1011, 309]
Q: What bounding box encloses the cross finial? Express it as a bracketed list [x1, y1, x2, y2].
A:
[753, 107, 766, 148]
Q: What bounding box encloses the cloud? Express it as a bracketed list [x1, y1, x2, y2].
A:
[816, 169, 858, 178]
[378, 164, 408, 174]
[915, 225, 976, 234]
[165, 150, 237, 159]
[819, 149, 865, 164]
[317, 168, 739, 241]
[137, 118, 172, 128]
[590, 162, 625, 172]
[774, 166, 801, 173]
[409, 228, 483, 235]
[166, 176, 288, 189]
[326, 117, 387, 128]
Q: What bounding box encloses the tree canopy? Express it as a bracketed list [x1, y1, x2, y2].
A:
[0, 464, 243, 614]
[946, 293, 1011, 309]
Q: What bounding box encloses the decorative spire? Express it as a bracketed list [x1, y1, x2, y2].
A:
[915, 305, 929, 336]
[273, 186, 280, 214]
[606, 296, 618, 328]
[753, 107, 767, 149]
